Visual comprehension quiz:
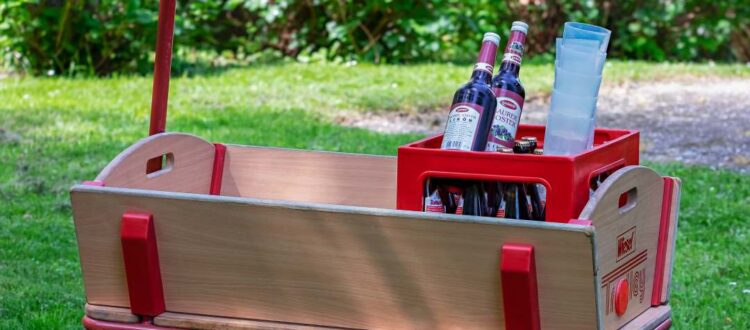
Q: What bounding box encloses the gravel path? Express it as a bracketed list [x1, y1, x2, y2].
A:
[339, 78, 750, 172]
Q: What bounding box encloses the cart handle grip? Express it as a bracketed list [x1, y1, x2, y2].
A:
[150, 0, 176, 137]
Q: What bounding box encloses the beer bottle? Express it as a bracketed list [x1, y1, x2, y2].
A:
[522, 136, 538, 152]
[444, 183, 464, 214]
[494, 147, 514, 218]
[485, 21, 529, 151]
[462, 182, 487, 217]
[513, 140, 531, 153]
[503, 182, 518, 219]
[423, 179, 446, 213]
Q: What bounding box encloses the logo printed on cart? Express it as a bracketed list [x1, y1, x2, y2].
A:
[601, 250, 648, 316]
[616, 226, 637, 262]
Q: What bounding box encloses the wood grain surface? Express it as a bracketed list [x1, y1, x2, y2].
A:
[72, 186, 598, 329]
[620, 305, 671, 330]
[580, 166, 664, 330]
[220, 145, 397, 209]
[85, 303, 139, 323]
[96, 133, 215, 194]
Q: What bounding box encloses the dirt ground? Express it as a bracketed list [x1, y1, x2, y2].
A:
[339, 78, 750, 172]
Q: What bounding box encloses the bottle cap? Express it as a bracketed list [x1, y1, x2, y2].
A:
[515, 140, 530, 147]
[521, 136, 537, 142]
[511, 21, 529, 34]
[483, 32, 501, 46]
[533, 149, 544, 155]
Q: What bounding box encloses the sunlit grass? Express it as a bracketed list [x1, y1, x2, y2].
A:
[1, 62, 748, 328]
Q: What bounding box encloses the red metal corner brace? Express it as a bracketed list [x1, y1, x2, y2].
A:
[121, 212, 166, 317]
[501, 244, 541, 330]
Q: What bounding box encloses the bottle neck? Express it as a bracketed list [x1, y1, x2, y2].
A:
[470, 40, 498, 84]
[499, 30, 527, 78]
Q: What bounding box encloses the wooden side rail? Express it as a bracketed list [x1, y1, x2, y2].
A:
[580, 166, 665, 329]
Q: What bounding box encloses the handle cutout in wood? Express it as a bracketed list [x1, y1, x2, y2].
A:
[618, 187, 637, 214]
[146, 153, 174, 178]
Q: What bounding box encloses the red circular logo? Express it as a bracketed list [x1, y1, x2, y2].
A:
[500, 99, 517, 110]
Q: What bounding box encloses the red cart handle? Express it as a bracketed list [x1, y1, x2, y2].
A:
[146, 0, 176, 172]
[150, 0, 176, 137]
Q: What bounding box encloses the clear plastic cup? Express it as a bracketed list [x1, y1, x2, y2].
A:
[556, 38, 607, 75]
[554, 63, 602, 98]
[563, 22, 611, 53]
[563, 38, 600, 50]
[549, 88, 598, 119]
[543, 110, 595, 155]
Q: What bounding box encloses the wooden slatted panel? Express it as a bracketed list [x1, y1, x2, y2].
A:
[220, 145, 397, 209]
[72, 186, 598, 329]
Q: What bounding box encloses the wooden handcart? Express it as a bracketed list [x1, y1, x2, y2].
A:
[71, 1, 681, 329]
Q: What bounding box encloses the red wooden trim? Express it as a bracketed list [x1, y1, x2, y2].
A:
[83, 180, 105, 187]
[121, 213, 166, 317]
[149, 0, 176, 137]
[652, 177, 675, 306]
[654, 318, 672, 330]
[83, 316, 169, 330]
[209, 143, 227, 195]
[568, 219, 592, 226]
[501, 244, 541, 330]
[146, 0, 177, 173]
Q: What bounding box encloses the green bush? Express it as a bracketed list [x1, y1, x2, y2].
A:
[1, 0, 748, 76]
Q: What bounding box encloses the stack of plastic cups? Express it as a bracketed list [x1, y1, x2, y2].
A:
[544, 22, 611, 155]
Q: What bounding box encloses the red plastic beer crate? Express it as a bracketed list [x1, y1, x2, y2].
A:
[396, 124, 640, 222]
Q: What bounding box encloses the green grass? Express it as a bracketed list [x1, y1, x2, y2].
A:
[1, 62, 749, 329]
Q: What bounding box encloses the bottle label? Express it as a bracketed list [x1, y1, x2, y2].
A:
[455, 194, 464, 215]
[424, 190, 445, 213]
[473, 62, 494, 74]
[502, 52, 523, 66]
[496, 199, 506, 218]
[486, 89, 524, 151]
[442, 103, 483, 151]
[501, 31, 526, 66]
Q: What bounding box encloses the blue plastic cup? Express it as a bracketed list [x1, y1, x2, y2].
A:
[543, 110, 595, 155]
[554, 63, 603, 98]
[563, 38, 600, 50]
[549, 88, 598, 119]
[556, 38, 607, 75]
[563, 22, 611, 53]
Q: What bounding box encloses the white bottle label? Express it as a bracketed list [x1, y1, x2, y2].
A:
[486, 90, 524, 151]
[441, 103, 482, 151]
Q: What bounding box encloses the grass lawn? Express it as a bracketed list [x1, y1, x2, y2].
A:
[1, 61, 748, 329]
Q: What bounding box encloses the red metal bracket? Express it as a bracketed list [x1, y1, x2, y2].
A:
[121, 213, 166, 317]
[501, 244, 541, 330]
[652, 177, 676, 306]
[209, 143, 227, 195]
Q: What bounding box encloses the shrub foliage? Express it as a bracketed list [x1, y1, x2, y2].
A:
[1, 0, 748, 75]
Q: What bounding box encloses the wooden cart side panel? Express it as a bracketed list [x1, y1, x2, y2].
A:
[220, 145, 397, 209]
[72, 187, 598, 330]
[580, 166, 664, 330]
[95, 133, 215, 194]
